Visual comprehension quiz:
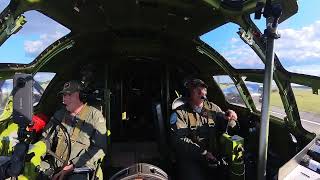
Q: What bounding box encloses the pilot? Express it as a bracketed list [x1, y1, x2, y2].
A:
[43, 80, 107, 180]
[170, 78, 238, 180]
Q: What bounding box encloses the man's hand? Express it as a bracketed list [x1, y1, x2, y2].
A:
[224, 109, 237, 121]
[52, 163, 74, 180]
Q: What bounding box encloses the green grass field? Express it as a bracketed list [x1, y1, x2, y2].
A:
[218, 84, 229, 90]
[270, 88, 320, 115]
[215, 83, 319, 115]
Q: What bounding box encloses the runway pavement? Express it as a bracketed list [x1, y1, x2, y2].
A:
[269, 106, 320, 134]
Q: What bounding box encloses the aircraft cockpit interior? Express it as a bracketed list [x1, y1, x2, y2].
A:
[1, 0, 320, 180]
[0, 52, 310, 180]
[33, 54, 261, 179]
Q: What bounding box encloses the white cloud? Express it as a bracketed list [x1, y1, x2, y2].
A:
[24, 28, 68, 57]
[287, 64, 320, 76]
[221, 20, 320, 71]
[23, 11, 71, 57]
[276, 21, 320, 61]
[222, 37, 264, 68]
[230, 37, 240, 43]
[24, 40, 44, 56]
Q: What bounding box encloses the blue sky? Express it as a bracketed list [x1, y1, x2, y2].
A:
[0, 0, 319, 77]
[0, 0, 70, 63]
[200, 0, 320, 76]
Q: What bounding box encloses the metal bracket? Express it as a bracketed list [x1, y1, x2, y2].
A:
[263, 2, 282, 40]
[238, 28, 254, 46]
[0, 9, 26, 46]
[5, 15, 26, 35]
[263, 22, 281, 40]
[254, 1, 265, 20]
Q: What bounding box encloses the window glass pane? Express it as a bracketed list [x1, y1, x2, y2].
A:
[291, 84, 320, 133]
[244, 80, 285, 119]
[250, 2, 320, 77]
[0, 10, 70, 64]
[214, 75, 246, 106]
[0, 0, 9, 13]
[0, 72, 55, 114]
[200, 23, 264, 69]
[33, 72, 56, 106]
[249, 14, 265, 32]
[0, 79, 13, 116]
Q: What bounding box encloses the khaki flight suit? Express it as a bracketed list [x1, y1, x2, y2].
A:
[170, 100, 229, 180]
[43, 104, 107, 179]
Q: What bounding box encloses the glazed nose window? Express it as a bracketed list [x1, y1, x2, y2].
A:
[0, 79, 13, 116]
[33, 72, 56, 106]
[213, 75, 246, 107]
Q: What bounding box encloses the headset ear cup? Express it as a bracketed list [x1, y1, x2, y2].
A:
[185, 88, 190, 97]
[79, 91, 83, 102]
[184, 85, 191, 97]
[78, 81, 87, 102]
[79, 90, 87, 102]
[184, 81, 189, 97]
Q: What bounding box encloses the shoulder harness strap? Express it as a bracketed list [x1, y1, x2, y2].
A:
[70, 104, 90, 142]
[56, 104, 91, 159]
[203, 102, 215, 127]
[187, 112, 197, 130]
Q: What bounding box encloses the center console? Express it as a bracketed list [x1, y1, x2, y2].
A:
[278, 135, 320, 180]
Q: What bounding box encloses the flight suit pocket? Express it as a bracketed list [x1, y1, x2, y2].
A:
[78, 131, 91, 146]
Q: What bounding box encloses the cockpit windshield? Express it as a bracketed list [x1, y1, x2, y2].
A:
[0, 0, 9, 14]
[200, 23, 264, 69]
[249, 1, 320, 77]
[0, 10, 70, 64]
[0, 79, 12, 116]
[0, 72, 56, 117]
[201, 2, 320, 78]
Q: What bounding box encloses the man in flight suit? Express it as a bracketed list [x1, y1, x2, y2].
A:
[43, 81, 107, 180]
[170, 78, 238, 180]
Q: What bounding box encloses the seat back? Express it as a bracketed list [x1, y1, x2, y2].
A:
[152, 102, 167, 157]
[171, 97, 186, 110]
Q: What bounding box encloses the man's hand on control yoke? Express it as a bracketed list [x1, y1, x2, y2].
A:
[225, 109, 237, 121]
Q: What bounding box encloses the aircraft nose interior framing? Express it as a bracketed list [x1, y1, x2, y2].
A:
[1, 0, 320, 180]
[0, 58, 297, 179]
[43, 58, 251, 180]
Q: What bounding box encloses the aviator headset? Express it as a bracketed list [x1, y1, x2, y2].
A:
[60, 80, 87, 103]
[184, 78, 208, 100]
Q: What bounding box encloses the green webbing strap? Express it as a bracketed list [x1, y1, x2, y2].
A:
[187, 112, 197, 129]
[70, 104, 90, 142]
[203, 103, 218, 154]
[56, 104, 90, 160]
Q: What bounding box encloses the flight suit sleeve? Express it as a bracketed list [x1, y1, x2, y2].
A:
[209, 102, 240, 133]
[209, 102, 224, 117]
[72, 109, 107, 168]
[170, 111, 205, 160]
